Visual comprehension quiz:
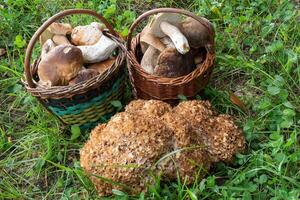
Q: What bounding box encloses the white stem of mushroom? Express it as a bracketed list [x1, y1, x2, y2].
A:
[160, 21, 190, 54]
[78, 35, 117, 63]
[141, 46, 159, 74]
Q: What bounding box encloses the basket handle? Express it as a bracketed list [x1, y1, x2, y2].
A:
[126, 8, 215, 50]
[24, 9, 118, 88]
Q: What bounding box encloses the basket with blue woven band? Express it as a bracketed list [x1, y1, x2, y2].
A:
[23, 9, 127, 130]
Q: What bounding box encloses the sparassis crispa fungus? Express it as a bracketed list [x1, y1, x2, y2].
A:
[80, 100, 246, 196]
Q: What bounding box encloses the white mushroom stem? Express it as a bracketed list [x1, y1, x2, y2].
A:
[160, 21, 190, 54]
[78, 35, 117, 63]
[141, 46, 159, 74]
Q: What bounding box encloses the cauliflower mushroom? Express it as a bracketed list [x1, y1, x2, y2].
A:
[80, 100, 246, 196]
[80, 111, 174, 196]
[174, 100, 246, 162]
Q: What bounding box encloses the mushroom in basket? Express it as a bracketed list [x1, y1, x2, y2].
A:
[139, 13, 212, 78]
[37, 21, 118, 87]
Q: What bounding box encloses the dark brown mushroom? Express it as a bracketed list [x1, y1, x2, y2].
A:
[38, 44, 83, 86]
[154, 47, 195, 77]
[69, 68, 99, 85]
[179, 17, 213, 48]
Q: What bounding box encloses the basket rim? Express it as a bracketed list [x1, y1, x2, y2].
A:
[23, 32, 127, 99]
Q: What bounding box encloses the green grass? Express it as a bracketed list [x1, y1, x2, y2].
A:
[0, 0, 299, 199]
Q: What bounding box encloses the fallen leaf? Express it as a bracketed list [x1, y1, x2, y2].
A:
[230, 92, 247, 111]
[0, 48, 6, 57]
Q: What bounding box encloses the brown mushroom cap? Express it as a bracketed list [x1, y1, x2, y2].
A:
[38, 45, 83, 86]
[154, 47, 195, 77]
[87, 58, 115, 74]
[48, 22, 72, 35]
[179, 17, 213, 48]
[71, 24, 103, 46]
[148, 13, 182, 38]
[39, 23, 72, 45]
[41, 39, 56, 60]
[69, 68, 99, 85]
[52, 35, 71, 45]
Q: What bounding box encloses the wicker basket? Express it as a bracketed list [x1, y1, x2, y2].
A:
[23, 9, 127, 130]
[126, 8, 215, 102]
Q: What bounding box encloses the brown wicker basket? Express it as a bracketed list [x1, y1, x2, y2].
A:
[126, 8, 215, 102]
[23, 9, 127, 130]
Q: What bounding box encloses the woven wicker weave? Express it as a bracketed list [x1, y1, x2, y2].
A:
[23, 9, 127, 130]
[126, 8, 215, 102]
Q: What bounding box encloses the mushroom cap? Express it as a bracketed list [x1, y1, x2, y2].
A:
[48, 22, 72, 35]
[41, 39, 56, 60]
[199, 115, 246, 162]
[38, 44, 83, 86]
[52, 35, 71, 45]
[39, 29, 54, 45]
[80, 111, 174, 196]
[87, 58, 115, 74]
[140, 25, 166, 53]
[154, 47, 195, 77]
[148, 13, 182, 38]
[179, 17, 213, 48]
[71, 24, 103, 45]
[90, 22, 106, 31]
[69, 68, 99, 85]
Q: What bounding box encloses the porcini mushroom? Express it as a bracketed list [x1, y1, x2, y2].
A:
[154, 47, 195, 77]
[71, 23, 103, 46]
[140, 26, 166, 53]
[39, 22, 72, 45]
[179, 17, 213, 48]
[69, 68, 99, 85]
[77, 35, 117, 63]
[140, 46, 160, 74]
[148, 13, 190, 54]
[38, 44, 83, 86]
[87, 58, 115, 74]
[41, 39, 56, 60]
[90, 22, 106, 31]
[48, 22, 72, 35]
[52, 35, 71, 45]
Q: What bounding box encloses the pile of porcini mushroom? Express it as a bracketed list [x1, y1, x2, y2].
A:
[38, 22, 118, 87]
[80, 100, 246, 196]
[140, 13, 212, 77]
